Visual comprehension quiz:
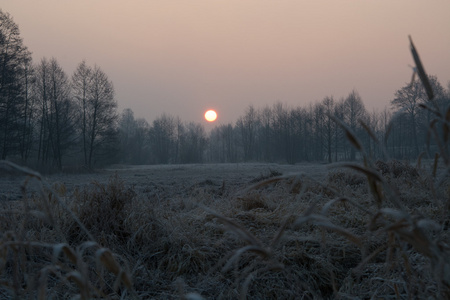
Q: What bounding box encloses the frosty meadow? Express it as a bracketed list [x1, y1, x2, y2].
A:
[1, 155, 450, 298]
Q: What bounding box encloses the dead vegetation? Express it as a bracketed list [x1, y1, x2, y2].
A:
[1, 147, 449, 299]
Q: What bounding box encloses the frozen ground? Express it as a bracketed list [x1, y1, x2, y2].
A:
[1, 160, 449, 298]
[1, 163, 329, 202]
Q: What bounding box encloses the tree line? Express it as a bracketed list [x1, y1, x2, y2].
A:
[122, 80, 448, 166]
[1, 10, 117, 171]
[1, 10, 450, 171]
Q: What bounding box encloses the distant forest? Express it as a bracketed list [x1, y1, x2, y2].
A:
[1, 10, 450, 172]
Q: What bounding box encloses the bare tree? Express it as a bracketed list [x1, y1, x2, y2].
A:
[208, 123, 237, 163]
[133, 117, 150, 164]
[287, 107, 305, 163]
[34, 58, 76, 170]
[259, 106, 273, 161]
[118, 108, 136, 163]
[85, 65, 118, 167]
[313, 102, 325, 161]
[72, 60, 92, 165]
[178, 122, 206, 163]
[236, 105, 258, 161]
[18, 57, 35, 162]
[333, 99, 345, 161]
[392, 80, 426, 157]
[0, 10, 32, 159]
[342, 90, 366, 160]
[72, 62, 118, 167]
[117, 108, 150, 164]
[34, 58, 49, 164]
[149, 114, 176, 164]
[391, 77, 445, 158]
[271, 102, 290, 162]
[322, 96, 335, 163]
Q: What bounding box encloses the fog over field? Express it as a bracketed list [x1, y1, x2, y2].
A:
[1, 163, 327, 202]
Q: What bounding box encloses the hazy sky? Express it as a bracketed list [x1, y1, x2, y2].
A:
[2, 1, 450, 125]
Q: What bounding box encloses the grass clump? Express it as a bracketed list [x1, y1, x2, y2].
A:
[375, 159, 419, 179]
[0, 162, 134, 299]
[69, 174, 136, 245]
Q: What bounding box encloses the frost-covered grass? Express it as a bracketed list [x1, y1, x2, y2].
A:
[1, 156, 449, 299]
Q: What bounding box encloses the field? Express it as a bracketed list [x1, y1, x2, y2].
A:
[1, 160, 449, 299]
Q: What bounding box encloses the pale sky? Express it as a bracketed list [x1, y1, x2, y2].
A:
[2, 1, 450, 125]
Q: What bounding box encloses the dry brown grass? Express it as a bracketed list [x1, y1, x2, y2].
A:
[1, 148, 449, 299]
[0, 162, 134, 299]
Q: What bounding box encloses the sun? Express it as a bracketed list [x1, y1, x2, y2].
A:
[204, 110, 217, 122]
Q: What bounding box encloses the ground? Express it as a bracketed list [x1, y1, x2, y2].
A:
[1, 161, 449, 299]
[1, 162, 328, 202]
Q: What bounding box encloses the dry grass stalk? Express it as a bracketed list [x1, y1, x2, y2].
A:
[0, 161, 136, 299]
[409, 35, 434, 101]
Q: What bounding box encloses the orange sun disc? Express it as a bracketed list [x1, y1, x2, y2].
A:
[204, 110, 217, 122]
